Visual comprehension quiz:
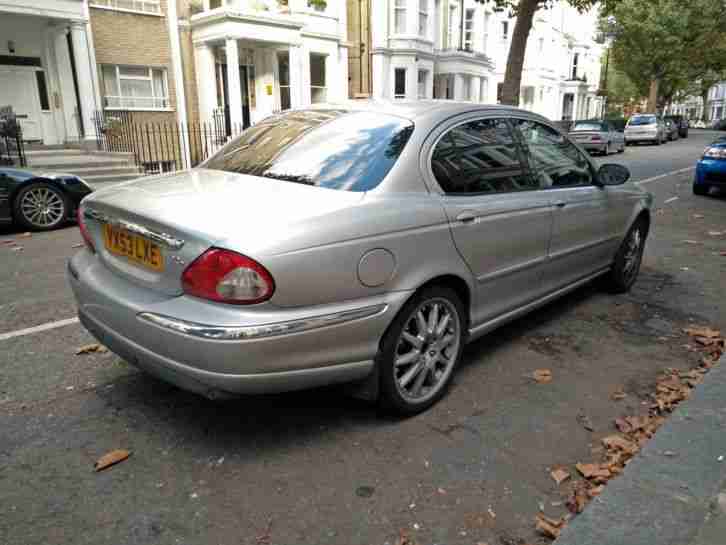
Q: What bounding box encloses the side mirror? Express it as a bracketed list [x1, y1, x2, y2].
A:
[598, 163, 630, 186]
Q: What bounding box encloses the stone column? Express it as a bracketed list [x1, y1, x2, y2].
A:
[194, 42, 217, 123]
[453, 73, 465, 100]
[288, 45, 303, 108]
[69, 22, 100, 140]
[469, 75, 480, 102]
[226, 38, 244, 129]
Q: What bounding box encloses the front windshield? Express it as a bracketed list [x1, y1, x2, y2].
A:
[628, 115, 657, 126]
[572, 122, 607, 131]
[202, 110, 414, 192]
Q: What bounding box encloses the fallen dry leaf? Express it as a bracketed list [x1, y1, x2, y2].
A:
[550, 468, 571, 485]
[19, 232, 31, 238]
[532, 369, 552, 383]
[94, 449, 130, 471]
[72, 243, 84, 249]
[587, 485, 605, 498]
[707, 231, 725, 237]
[720, 251, 726, 257]
[684, 326, 721, 339]
[11, 246, 23, 252]
[76, 343, 108, 355]
[602, 435, 639, 455]
[693, 214, 705, 219]
[2, 239, 14, 245]
[576, 463, 611, 481]
[535, 513, 565, 539]
[611, 390, 627, 401]
[682, 240, 702, 245]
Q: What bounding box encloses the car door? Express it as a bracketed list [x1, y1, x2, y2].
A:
[511, 118, 617, 292]
[427, 116, 553, 327]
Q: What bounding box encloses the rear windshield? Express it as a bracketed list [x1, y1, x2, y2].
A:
[572, 122, 606, 131]
[628, 115, 657, 126]
[202, 110, 414, 192]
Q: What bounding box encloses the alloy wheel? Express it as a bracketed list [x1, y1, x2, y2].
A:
[393, 298, 461, 404]
[622, 227, 643, 283]
[20, 186, 65, 228]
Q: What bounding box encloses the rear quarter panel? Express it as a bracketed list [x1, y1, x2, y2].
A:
[258, 193, 475, 308]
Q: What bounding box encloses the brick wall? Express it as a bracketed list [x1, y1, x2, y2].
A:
[89, 0, 177, 125]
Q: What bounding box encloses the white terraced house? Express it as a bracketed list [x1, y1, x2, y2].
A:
[347, 0, 605, 121]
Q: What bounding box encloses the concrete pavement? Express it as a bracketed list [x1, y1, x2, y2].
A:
[556, 352, 726, 545]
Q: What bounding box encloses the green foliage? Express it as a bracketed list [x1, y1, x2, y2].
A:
[606, 0, 726, 108]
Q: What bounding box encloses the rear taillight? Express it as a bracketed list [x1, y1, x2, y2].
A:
[181, 248, 275, 305]
[77, 208, 95, 253]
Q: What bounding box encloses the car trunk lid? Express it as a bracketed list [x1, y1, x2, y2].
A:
[81, 169, 364, 296]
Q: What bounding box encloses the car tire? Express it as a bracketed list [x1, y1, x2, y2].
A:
[13, 182, 69, 231]
[377, 286, 466, 415]
[693, 182, 709, 196]
[604, 218, 648, 294]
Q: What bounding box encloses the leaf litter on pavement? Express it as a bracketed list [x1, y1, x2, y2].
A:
[94, 449, 130, 471]
[538, 325, 725, 539]
[531, 369, 553, 383]
[76, 343, 108, 355]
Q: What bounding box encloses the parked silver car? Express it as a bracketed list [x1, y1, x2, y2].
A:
[624, 114, 666, 145]
[568, 120, 626, 155]
[69, 102, 652, 414]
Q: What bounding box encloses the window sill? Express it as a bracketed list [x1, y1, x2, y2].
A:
[89, 4, 164, 17]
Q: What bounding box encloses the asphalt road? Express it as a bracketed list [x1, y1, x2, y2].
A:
[1, 130, 725, 545]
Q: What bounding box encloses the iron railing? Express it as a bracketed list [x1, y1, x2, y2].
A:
[0, 111, 26, 168]
[93, 110, 245, 174]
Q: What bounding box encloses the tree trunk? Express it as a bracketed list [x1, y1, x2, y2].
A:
[500, 0, 539, 107]
[646, 79, 659, 113]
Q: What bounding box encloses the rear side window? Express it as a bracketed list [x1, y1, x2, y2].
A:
[203, 110, 414, 192]
[430, 118, 537, 195]
[628, 115, 657, 126]
[572, 122, 607, 131]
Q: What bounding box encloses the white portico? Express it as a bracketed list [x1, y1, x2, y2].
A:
[0, 0, 102, 144]
[191, 0, 348, 129]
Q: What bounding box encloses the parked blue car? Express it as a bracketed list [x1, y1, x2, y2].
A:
[694, 137, 726, 196]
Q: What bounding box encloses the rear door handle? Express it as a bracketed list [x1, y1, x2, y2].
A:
[553, 200, 567, 208]
[456, 211, 477, 224]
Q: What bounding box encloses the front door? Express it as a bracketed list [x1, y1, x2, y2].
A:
[512, 118, 615, 291]
[429, 117, 553, 327]
[0, 69, 42, 141]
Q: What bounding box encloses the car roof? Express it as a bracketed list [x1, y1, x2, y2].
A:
[307, 99, 551, 124]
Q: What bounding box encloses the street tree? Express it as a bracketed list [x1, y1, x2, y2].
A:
[480, 0, 620, 107]
[606, 0, 726, 113]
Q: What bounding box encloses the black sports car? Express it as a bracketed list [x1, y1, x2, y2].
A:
[0, 168, 93, 231]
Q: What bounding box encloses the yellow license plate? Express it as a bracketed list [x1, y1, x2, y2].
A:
[103, 224, 164, 272]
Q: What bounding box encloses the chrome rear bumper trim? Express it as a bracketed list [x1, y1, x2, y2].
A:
[137, 303, 389, 341]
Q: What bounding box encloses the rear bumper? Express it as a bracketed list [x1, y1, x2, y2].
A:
[68, 250, 411, 397]
[625, 135, 658, 143]
[695, 159, 726, 186]
[579, 142, 608, 152]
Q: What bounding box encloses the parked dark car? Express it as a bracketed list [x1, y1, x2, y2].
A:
[712, 119, 726, 131]
[664, 115, 689, 138]
[0, 168, 93, 231]
[664, 119, 680, 141]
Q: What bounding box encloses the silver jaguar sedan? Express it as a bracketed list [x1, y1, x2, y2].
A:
[69, 102, 652, 414]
